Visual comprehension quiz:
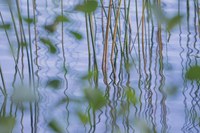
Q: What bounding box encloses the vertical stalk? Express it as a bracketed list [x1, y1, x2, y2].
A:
[61, 0, 65, 61]
[27, 0, 35, 89]
[88, 14, 99, 87]
[102, 0, 112, 79]
[110, 0, 122, 83]
[0, 65, 7, 95]
[85, 14, 92, 73]
[8, 5, 24, 85]
[141, 0, 147, 76]
[16, 0, 32, 86]
[32, 0, 38, 66]
[0, 12, 22, 79]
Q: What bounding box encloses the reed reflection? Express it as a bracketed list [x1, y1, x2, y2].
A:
[181, 1, 200, 131]
[0, 0, 200, 133]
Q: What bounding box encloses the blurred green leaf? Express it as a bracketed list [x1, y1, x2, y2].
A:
[55, 15, 70, 23]
[84, 88, 107, 110]
[151, 4, 167, 24]
[0, 23, 11, 30]
[0, 117, 15, 133]
[167, 15, 183, 31]
[185, 65, 200, 81]
[44, 23, 58, 33]
[151, 4, 183, 31]
[75, 0, 98, 13]
[56, 96, 85, 108]
[125, 61, 133, 72]
[166, 86, 178, 96]
[40, 38, 57, 54]
[47, 79, 61, 89]
[82, 71, 93, 80]
[70, 31, 83, 40]
[77, 111, 89, 125]
[55, 97, 69, 107]
[135, 119, 154, 133]
[23, 17, 35, 24]
[44, 15, 69, 33]
[48, 120, 63, 133]
[118, 102, 129, 116]
[126, 87, 137, 105]
[20, 42, 27, 47]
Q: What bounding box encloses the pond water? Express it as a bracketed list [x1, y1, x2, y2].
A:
[0, 0, 200, 133]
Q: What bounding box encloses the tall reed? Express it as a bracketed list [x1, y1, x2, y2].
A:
[102, 0, 112, 82]
[0, 65, 7, 95]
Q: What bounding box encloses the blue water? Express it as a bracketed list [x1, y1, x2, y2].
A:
[0, 0, 200, 133]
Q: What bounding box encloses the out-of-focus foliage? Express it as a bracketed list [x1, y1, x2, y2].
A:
[185, 65, 200, 81]
[44, 15, 69, 33]
[0, 116, 15, 133]
[75, 0, 98, 14]
[46, 78, 62, 90]
[135, 119, 155, 133]
[48, 119, 64, 133]
[126, 87, 137, 105]
[84, 88, 107, 110]
[77, 111, 89, 125]
[151, 4, 183, 31]
[40, 38, 57, 54]
[70, 31, 83, 40]
[23, 17, 35, 24]
[0, 23, 11, 30]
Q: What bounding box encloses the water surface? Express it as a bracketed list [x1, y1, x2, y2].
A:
[0, 0, 200, 133]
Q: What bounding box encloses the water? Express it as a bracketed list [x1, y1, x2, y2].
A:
[0, 0, 200, 133]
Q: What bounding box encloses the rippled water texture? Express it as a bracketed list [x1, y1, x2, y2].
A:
[0, 0, 200, 133]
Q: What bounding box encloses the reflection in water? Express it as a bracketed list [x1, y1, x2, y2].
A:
[0, 0, 200, 132]
[181, 1, 200, 132]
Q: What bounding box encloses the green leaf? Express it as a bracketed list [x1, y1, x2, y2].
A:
[20, 42, 27, 47]
[0, 23, 11, 30]
[23, 17, 35, 24]
[44, 23, 57, 33]
[77, 112, 89, 125]
[165, 86, 178, 97]
[82, 71, 93, 80]
[70, 31, 83, 40]
[135, 119, 153, 133]
[55, 15, 70, 23]
[151, 4, 167, 24]
[84, 88, 107, 110]
[48, 120, 63, 133]
[125, 61, 133, 72]
[0, 117, 15, 133]
[185, 65, 200, 81]
[75, 0, 98, 13]
[44, 15, 69, 33]
[47, 79, 61, 89]
[167, 15, 183, 31]
[40, 38, 57, 54]
[126, 87, 137, 105]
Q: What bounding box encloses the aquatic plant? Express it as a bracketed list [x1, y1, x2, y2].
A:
[0, 0, 200, 132]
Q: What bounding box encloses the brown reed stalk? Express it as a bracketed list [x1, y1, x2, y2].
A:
[102, 0, 112, 78]
[141, 0, 147, 76]
[110, 0, 122, 82]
